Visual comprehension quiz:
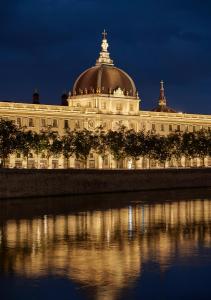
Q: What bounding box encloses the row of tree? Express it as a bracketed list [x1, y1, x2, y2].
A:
[0, 119, 210, 168]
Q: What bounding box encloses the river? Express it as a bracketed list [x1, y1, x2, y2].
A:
[1, 189, 211, 300]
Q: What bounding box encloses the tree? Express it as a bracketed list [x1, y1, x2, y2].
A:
[93, 127, 109, 168]
[0, 119, 19, 167]
[167, 132, 183, 166]
[195, 129, 209, 166]
[181, 132, 197, 166]
[153, 135, 171, 168]
[73, 129, 95, 168]
[124, 130, 146, 169]
[106, 126, 126, 168]
[62, 129, 74, 168]
[16, 129, 34, 168]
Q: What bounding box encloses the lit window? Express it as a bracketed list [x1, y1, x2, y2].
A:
[29, 118, 34, 127]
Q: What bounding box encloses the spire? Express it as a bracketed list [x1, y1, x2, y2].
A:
[32, 89, 40, 104]
[158, 80, 166, 106]
[96, 30, 114, 66]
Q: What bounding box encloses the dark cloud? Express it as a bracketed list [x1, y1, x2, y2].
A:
[0, 0, 211, 113]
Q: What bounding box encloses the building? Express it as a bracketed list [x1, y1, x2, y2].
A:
[0, 31, 211, 169]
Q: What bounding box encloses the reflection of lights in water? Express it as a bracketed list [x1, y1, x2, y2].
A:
[44, 215, 48, 236]
[128, 206, 133, 236]
[37, 225, 41, 245]
[1, 200, 211, 300]
[141, 206, 145, 233]
[107, 230, 110, 243]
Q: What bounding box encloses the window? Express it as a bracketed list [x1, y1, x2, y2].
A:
[161, 124, 164, 131]
[177, 125, 180, 131]
[75, 120, 80, 129]
[29, 118, 34, 127]
[41, 119, 46, 127]
[185, 125, 189, 132]
[102, 102, 106, 109]
[152, 124, 156, 131]
[64, 120, 69, 129]
[16, 153, 21, 158]
[129, 104, 134, 111]
[53, 119, 58, 128]
[193, 126, 196, 132]
[116, 103, 122, 111]
[169, 124, 173, 132]
[17, 118, 21, 127]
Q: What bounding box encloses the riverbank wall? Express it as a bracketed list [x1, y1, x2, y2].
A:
[0, 168, 211, 199]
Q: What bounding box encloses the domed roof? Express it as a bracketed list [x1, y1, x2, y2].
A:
[72, 31, 137, 98]
[73, 64, 137, 97]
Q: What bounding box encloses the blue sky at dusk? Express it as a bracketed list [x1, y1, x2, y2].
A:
[0, 0, 211, 113]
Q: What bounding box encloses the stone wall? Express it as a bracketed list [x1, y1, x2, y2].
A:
[0, 168, 211, 199]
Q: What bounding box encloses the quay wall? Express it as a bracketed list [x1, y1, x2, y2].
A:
[0, 168, 211, 199]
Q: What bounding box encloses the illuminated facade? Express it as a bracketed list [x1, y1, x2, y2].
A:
[0, 31, 211, 169]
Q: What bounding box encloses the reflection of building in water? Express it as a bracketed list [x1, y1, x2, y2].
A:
[1, 200, 211, 300]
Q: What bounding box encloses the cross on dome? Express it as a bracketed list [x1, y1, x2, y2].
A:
[102, 29, 107, 40]
[96, 30, 114, 65]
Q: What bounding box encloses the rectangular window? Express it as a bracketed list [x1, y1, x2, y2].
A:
[29, 118, 34, 127]
[116, 103, 122, 111]
[193, 126, 196, 132]
[177, 125, 180, 131]
[41, 119, 46, 127]
[129, 104, 134, 111]
[102, 102, 106, 109]
[53, 119, 58, 128]
[64, 120, 69, 129]
[152, 124, 156, 131]
[17, 118, 21, 127]
[169, 124, 173, 132]
[161, 124, 164, 131]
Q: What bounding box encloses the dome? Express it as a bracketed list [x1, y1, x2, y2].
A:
[72, 31, 137, 98]
[73, 64, 137, 97]
[151, 105, 176, 113]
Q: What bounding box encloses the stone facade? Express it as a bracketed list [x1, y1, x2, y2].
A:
[0, 32, 211, 169]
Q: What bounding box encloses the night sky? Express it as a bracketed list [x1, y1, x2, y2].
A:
[0, 0, 211, 114]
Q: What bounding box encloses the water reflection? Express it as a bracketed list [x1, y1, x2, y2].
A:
[1, 197, 211, 299]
